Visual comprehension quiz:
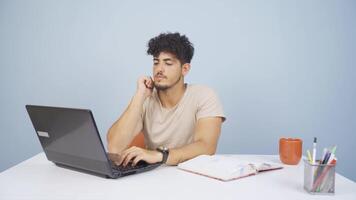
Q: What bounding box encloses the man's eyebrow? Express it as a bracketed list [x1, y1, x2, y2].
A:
[153, 58, 174, 62]
[163, 58, 173, 62]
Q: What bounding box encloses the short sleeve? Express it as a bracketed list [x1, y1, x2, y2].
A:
[196, 87, 226, 122]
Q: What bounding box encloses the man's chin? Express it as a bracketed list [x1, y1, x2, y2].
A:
[154, 84, 170, 91]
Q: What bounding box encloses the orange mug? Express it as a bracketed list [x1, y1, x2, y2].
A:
[279, 138, 303, 165]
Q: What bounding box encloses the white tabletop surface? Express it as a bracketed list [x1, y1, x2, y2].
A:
[0, 153, 355, 200]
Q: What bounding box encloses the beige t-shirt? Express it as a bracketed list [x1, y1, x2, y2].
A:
[135, 84, 226, 150]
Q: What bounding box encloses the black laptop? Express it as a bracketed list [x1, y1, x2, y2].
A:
[25, 105, 161, 178]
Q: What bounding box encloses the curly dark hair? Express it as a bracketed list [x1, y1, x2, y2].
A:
[147, 32, 194, 64]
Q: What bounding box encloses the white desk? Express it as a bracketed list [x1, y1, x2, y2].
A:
[1, 153, 355, 200]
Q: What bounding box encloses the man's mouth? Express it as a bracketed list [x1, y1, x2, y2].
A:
[155, 75, 166, 79]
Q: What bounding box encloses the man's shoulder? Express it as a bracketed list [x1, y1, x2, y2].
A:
[188, 84, 217, 96]
[188, 84, 215, 93]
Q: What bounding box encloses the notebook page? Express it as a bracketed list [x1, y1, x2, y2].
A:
[178, 155, 258, 181]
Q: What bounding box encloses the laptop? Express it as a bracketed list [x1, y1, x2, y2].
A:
[25, 105, 161, 178]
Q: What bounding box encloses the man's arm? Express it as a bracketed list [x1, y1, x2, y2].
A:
[166, 117, 222, 165]
[107, 76, 153, 154]
[107, 92, 145, 153]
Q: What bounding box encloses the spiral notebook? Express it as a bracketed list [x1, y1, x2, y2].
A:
[178, 155, 283, 181]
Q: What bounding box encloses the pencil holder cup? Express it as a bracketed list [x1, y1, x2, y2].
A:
[304, 159, 336, 195]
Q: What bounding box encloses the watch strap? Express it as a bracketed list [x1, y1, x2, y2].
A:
[156, 147, 169, 164]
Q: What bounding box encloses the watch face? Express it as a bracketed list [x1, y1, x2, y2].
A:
[159, 146, 168, 152]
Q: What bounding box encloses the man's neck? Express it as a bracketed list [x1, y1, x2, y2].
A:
[157, 82, 186, 109]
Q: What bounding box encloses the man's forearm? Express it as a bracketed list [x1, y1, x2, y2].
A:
[107, 92, 146, 153]
[166, 140, 217, 166]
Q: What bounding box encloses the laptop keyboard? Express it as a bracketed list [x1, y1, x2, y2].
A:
[110, 160, 149, 172]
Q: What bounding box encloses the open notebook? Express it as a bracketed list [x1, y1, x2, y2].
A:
[178, 155, 283, 181]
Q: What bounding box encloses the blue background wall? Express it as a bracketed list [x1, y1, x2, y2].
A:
[1, 0, 355, 181]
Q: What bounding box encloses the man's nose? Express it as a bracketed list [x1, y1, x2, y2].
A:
[155, 63, 165, 73]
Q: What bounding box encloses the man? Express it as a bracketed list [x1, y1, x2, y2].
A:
[107, 32, 225, 167]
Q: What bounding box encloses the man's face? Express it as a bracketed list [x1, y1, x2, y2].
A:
[152, 52, 183, 90]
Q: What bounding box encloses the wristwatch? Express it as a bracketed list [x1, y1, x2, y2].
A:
[156, 146, 169, 164]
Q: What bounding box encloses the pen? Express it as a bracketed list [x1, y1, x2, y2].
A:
[321, 148, 327, 164]
[306, 150, 312, 163]
[331, 146, 337, 154]
[312, 137, 317, 164]
[327, 153, 335, 164]
[322, 151, 331, 164]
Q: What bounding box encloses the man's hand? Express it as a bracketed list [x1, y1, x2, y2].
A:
[114, 146, 163, 167]
[137, 76, 154, 99]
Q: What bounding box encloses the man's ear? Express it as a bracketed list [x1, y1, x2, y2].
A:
[181, 63, 191, 76]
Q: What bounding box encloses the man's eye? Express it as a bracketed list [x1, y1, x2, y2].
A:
[166, 63, 172, 66]
[153, 62, 159, 65]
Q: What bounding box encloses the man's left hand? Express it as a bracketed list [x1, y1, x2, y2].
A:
[116, 146, 163, 166]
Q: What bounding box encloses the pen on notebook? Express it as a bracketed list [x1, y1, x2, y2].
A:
[312, 137, 317, 164]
